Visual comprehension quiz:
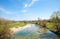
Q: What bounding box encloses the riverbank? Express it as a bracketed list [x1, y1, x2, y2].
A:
[11, 22, 27, 28]
[10, 27, 22, 34]
[10, 24, 32, 34]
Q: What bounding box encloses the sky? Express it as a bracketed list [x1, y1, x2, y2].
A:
[0, 0, 60, 21]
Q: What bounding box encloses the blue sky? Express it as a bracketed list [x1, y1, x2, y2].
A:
[0, 0, 60, 21]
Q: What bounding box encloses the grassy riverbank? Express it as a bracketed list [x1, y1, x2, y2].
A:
[10, 22, 27, 28]
[46, 23, 57, 32]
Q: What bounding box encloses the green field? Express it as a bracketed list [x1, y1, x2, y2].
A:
[46, 23, 57, 32]
[11, 22, 27, 28]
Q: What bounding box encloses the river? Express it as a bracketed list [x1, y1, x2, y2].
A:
[11, 24, 60, 39]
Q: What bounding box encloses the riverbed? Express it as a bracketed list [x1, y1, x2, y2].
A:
[11, 24, 60, 39]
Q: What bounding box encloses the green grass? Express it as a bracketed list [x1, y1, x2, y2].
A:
[46, 23, 57, 32]
[11, 22, 27, 28]
[46, 23, 55, 28]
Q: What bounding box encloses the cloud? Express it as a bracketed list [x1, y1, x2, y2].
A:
[23, 0, 39, 14]
[24, 4, 28, 8]
[0, 7, 27, 15]
[29, 0, 39, 7]
[0, 8, 13, 14]
[24, 0, 39, 8]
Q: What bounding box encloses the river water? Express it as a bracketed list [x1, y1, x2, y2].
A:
[12, 24, 59, 39]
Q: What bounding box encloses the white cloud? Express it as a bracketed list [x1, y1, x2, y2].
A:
[0, 8, 13, 14]
[29, 0, 39, 7]
[24, 0, 39, 8]
[0, 7, 27, 14]
[24, 4, 28, 8]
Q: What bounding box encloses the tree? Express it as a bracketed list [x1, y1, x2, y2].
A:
[50, 11, 60, 32]
[0, 18, 12, 39]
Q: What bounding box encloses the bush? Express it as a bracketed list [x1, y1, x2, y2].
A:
[0, 18, 11, 39]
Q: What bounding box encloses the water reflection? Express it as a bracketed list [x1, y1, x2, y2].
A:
[12, 24, 59, 39]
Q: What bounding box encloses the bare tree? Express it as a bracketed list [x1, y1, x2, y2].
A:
[50, 11, 60, 32]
